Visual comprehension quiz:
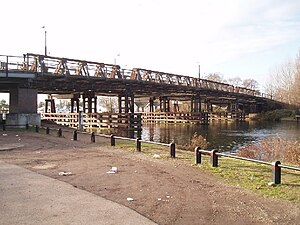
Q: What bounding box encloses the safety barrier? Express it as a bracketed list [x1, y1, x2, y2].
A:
[194, 147, 300, 185]
[24, 124, 176, 158]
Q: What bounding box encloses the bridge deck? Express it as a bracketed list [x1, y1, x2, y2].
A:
[0, 53, 272, 103]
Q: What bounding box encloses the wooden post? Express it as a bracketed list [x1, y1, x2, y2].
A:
[2, 125, 5, 131]
[195, 147, 201, 164]
[272, 161, 281, 184]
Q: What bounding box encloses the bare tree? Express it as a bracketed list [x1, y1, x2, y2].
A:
[228, 77, 242, 86]
[205, 73, 224, 83]
[0, 99, 9, 111]
[267, 49, 300, 107]
[242, 79, 259, 90]
[98, 96, 118, 113]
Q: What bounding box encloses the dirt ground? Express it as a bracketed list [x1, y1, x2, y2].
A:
[0, 128, 299, 225]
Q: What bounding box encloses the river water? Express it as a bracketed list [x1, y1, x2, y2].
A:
[116, 121, 300, 152]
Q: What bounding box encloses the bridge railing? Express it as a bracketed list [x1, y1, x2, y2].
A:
[0, 55, 26, 73]
[2, 53, 270, 99]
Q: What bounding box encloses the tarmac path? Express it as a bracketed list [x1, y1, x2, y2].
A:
[0, 161, 157, 225]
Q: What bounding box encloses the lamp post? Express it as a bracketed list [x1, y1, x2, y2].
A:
[42, 26, 47, 56]
[196, 62, 200, 79]
[114, 53, 120, 65]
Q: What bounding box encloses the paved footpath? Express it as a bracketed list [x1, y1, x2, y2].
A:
[0, 161, 157, 225]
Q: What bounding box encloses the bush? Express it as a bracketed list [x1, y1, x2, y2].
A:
[180, 132, 208, 151]
[237, 137, 300, 166]
[261, 109, 295, 121]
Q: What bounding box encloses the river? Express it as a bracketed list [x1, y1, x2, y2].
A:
[114, 121, 300, 152]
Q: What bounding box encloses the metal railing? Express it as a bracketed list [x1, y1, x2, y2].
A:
[194, 147, 300, 185]
[22, 124, 176, 158]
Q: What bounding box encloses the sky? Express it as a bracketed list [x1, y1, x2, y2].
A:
[1, 0, 300, 102]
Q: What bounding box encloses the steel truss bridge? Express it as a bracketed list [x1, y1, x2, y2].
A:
[0, 53, 278, 115]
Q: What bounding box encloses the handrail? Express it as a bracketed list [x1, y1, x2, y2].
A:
[140, 139, 170, 147]
[195, 148, 300, 184]
[217, 152, 272, 165]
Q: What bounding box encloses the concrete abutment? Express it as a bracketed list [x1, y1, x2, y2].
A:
[6, 88, 40, 126]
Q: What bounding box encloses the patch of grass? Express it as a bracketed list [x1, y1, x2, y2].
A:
[199, 155, 300, 203]
[105, 138, 300, 203]
[114, 140, 136, 153]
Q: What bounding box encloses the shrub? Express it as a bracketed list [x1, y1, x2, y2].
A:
[261, 109, 295, 121]
[181, 132, 208, 151]
[237, 137, 300, 166]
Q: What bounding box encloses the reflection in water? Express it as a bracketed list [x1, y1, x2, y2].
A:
[97, 121, 300, 152]
[140, 121, 300, 151]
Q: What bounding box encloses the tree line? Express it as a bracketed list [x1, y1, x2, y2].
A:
[204, 73, 259, 90]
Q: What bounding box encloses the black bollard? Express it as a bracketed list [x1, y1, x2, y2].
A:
[26, 124, 29, 130]
[73, 130, 77, 141]
[272, 161, 281, 184]
[210, 150, 218, 167]
[195, 147, 202, 164]
[46, 127, 50, 135]
[136, 138, 141, 152]
[110, 134, 115, 146]
[91, 132, 95, 143]
[35, 125, 39, 133]
[58, 128, 62, 137]
[2, 125, 5, 131]
[170, 142, 176, 158]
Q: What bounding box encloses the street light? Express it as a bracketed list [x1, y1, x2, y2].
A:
[196, 62, 200, 79]
[41, 26, 47, 56]
[114, 53, 120, 65]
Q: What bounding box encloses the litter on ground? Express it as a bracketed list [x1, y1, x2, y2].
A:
[58, 171, 72, 176]
[106, 167, 118, 174]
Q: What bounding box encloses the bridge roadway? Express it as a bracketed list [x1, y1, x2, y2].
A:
[1, 53, 270, 103]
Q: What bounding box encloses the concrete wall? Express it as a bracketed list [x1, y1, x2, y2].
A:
[5, 113, 41, 127]
[10, 88, 37, 113]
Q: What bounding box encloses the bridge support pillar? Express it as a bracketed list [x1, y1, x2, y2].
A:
[149, 97, 155, 112]
[159, 96, 170, 112]
[45, 99, 56, 113]
[83, 91, 97, 113]
[71, 94, 80, 113]
[119, 93, 134, 113]
[230, 101, 237, 113]
[173, 100, 179, 112]
[191, 96, 201, 112]
[6, 88, 40, 126]
[203, 99, 212, 112]
[249, 103, 257, 113]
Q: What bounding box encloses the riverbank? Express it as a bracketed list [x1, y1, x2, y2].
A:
[0, 129, 299, 224]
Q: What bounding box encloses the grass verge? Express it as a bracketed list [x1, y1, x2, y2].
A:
[111, 140, 300, 203]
